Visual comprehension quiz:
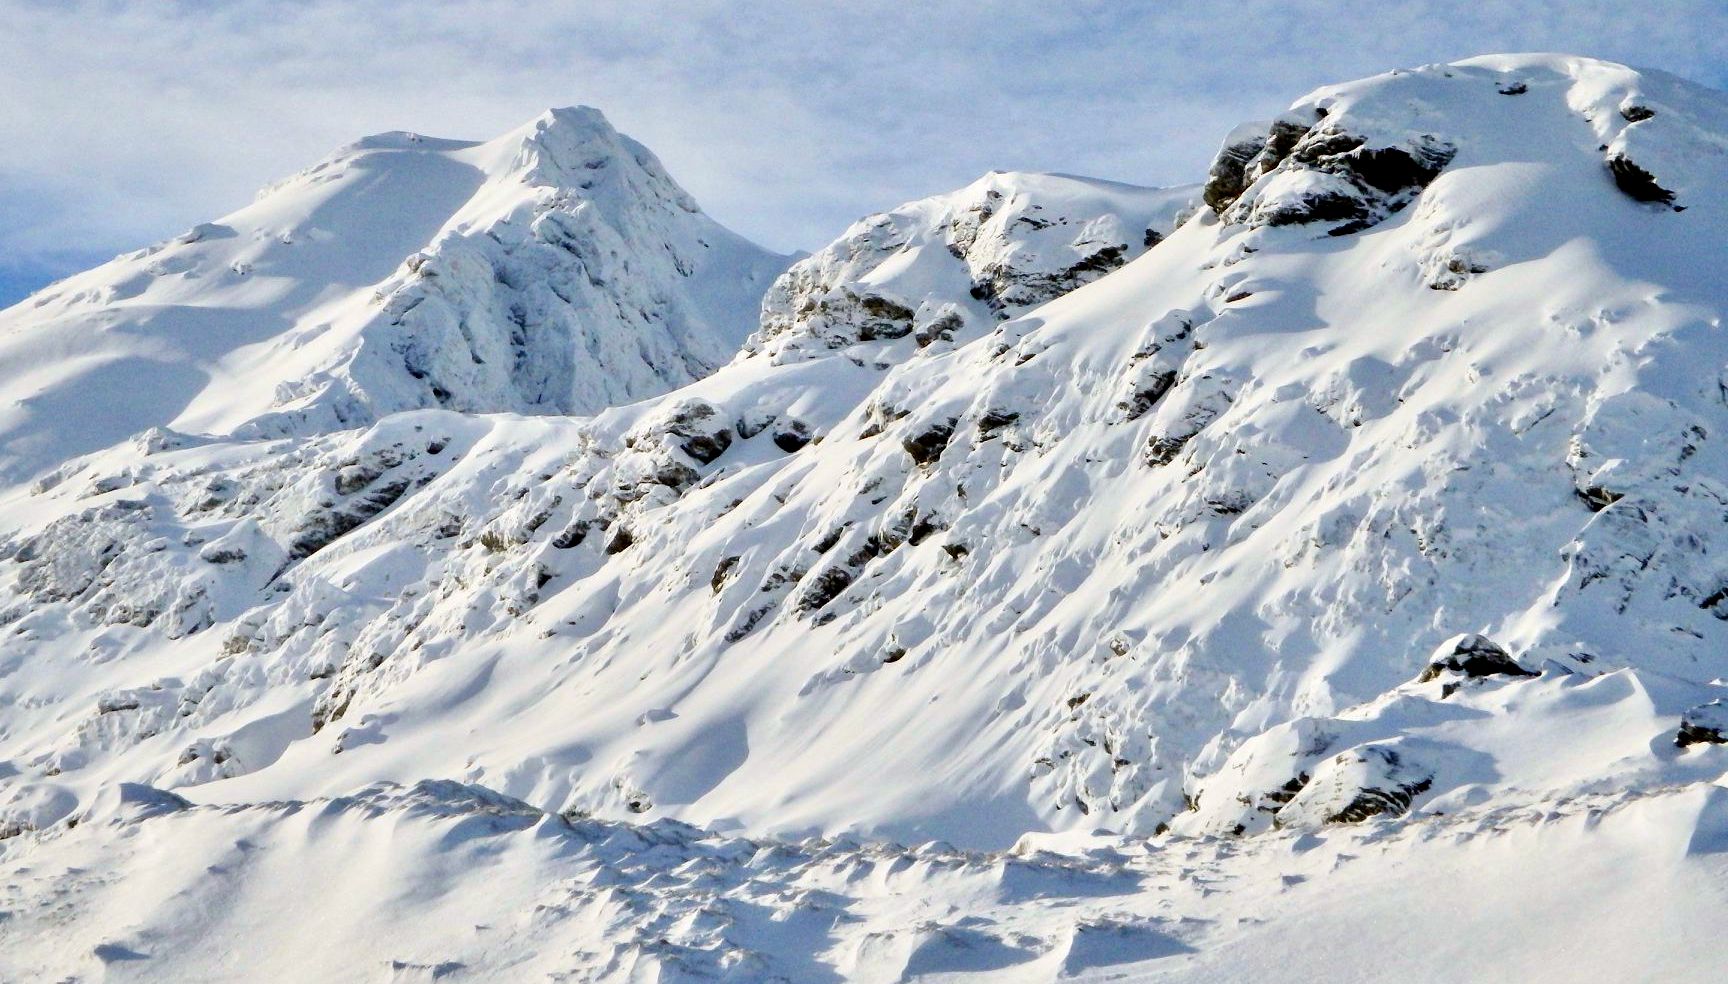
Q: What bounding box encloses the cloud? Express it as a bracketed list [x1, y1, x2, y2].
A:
[3, 0, 1725, 300]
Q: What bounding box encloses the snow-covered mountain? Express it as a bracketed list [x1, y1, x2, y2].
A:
[0, 107, 789, 480]
[5, 52, 1728, 981]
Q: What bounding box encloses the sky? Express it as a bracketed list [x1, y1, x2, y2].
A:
[3, 0, 1726, 307]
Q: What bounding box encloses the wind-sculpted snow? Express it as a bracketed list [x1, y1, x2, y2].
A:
[4, 777, 1728, 981]
[5, 52, 1728, 979]
[0, 107, 788, 479]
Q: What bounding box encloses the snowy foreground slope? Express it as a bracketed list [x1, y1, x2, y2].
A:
[6, 53, 1728, 980]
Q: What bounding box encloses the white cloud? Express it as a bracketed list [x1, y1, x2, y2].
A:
[2, 0, 1724, 277]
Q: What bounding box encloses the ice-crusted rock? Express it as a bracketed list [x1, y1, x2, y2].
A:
[746, 171, 1196, 363]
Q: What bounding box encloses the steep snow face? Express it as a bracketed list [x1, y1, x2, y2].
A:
[3, 54, 1728, 866]
[747, 171, 1196, 362]
[0, 169, 1195, 833]
[0, 107, 789, 479]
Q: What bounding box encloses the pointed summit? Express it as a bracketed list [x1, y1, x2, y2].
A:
[0, 109, 790, 477]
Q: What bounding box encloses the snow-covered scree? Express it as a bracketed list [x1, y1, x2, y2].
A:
[6, 52, 1728, 979]
[0, 107, 788, 480]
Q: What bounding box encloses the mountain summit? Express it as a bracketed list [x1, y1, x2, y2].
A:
[0, 106, 789, 479]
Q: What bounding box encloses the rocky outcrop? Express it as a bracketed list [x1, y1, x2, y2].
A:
[747, 172, 1196, 363]
[1417, 635, 1536, 685]
[1278, 744, 1435, 826]
[1205, 110, 1456, 234]
[1677, 701, 1728, 747]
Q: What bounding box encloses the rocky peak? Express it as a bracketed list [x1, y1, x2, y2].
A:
[475, 106, 703, 215]
[744, 170, 1197, 364]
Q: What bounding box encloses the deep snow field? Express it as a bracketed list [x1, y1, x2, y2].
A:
[4, 53, 1728, 981]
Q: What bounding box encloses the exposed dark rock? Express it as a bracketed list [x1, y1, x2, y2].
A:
[1677, 700, 1728, 747]
[552, 519, 592, 549]
[97, 693, 142, 714]
[1620, 105, 1656, 123]
[977, 409, 1019, 436]
[1263, 190, 1372, 230]
[1257, 117, 1315, 174]
[1326, 748, 1434, 824]
[288, 476, 412, 560]
[1576, 484, 1625, 512]
[970, 244, 1130, 315]
[1418, 634, 1536, 684]
[1700, 585, 1728, 620]
[680, 429, 733, 465]
[1223, 123, 1456, 234]
[903, 418, 958, 466]
[199, 546, 247, 565]
[1607, 153, 1679, 208]
[907, 514, 944, 545]
[1263, 773, 1312, 812]
[853, 294, 917, 340]
[710, 555, 739, 593]
[604, 528, 635, 555]
[1204, 130, 1269, 213]
[1143, 433, 1191, 468]
[798, 567, 855, 614]
[1120, 372, 1177, 421]
[1498, 81, 1528, 95]
[812, 526, 848, 554]
[772, 419, 812, 453]
[1327, 141, 1454, 195]
[913, 310, 964, 348]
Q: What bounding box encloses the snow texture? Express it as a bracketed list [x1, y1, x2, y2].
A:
[4, 53, 1728, 980]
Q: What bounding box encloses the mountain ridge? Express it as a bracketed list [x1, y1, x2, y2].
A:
[3, 51, 1728, 981]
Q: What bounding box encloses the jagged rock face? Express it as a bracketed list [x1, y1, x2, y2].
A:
[2, 54, 1728, 860]
[1202, 102, 1459, 236]
[0, 107, 789, 479]
[746, 172, 1196, 363]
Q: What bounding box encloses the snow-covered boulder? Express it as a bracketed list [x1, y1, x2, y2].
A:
[1677, 700, 1728, 747]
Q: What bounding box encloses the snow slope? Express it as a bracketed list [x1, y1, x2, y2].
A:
[0, 168, 1199, 837]
[5, 52, 1728, 980]
[5, 779, 1726, 982]
[0, 107, 789, 480]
